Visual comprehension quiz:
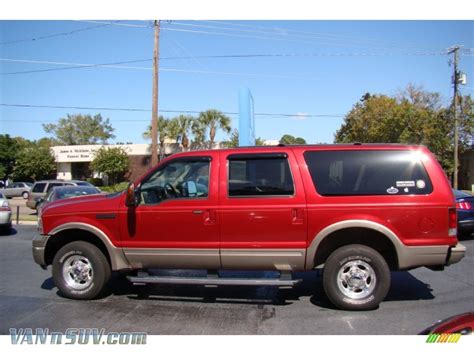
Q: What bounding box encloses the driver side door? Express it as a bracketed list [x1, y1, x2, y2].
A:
[119, 155, 221, 269]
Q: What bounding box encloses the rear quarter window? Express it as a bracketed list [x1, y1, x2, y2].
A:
[32, 183, 46, 193]
[304, 150, 433, 196]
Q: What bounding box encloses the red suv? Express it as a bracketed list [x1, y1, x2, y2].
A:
[32, 144, 466, 310]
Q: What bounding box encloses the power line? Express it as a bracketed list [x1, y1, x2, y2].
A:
[166, 21, 429, 52]
[0, 58, 319, 80]
[0, 103, 345, 118]
[0, 22, 118, 46]
[0, 50, 447, 76]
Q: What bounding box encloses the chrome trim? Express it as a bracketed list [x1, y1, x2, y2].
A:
[127, 275, 302, 286]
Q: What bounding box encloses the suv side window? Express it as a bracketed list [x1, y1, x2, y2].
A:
[228, 153, 294, 197]
[32, 183, 46, 193]
[140, 158, 210, 205]
[304, 150, 433, 196]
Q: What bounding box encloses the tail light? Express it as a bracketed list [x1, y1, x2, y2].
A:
[0, 201, 11, 212]
[448, 207, 457, 237]
[456, 201, 472, 210]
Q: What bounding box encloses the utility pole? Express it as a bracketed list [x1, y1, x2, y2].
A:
[448, 45, 460, 189]
[150, 20, 160, 167]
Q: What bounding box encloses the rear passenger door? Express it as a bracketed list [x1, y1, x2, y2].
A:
[218, 151, 307, 271]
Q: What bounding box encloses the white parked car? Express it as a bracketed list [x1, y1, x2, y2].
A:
[0, 192, 12, 234]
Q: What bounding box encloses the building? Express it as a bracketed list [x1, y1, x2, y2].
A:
[51, 142, 180, 183]
[460, 148, 474, 192]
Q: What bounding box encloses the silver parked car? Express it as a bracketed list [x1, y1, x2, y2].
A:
[27, 180, 95, 209]
[0, 182, 33, 199]
[37, 186, 102, 217]
[0, 192, 12, 234]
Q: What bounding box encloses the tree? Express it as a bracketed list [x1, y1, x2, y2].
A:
[222, 129, 266, 147]
[279, 134, 307, 145]
[43, 114, 115, 145]
[197, 109, 232, 149]
[175, 114, 195, 150]
[144, 116, 178, 160]
[0, 134, 19, 180]
[90, 147, 129, 185]
[334, 85, 474, 175]
[13, 144, 56, 181]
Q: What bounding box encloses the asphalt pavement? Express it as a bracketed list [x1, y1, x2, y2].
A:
[0, 225, 472, 335]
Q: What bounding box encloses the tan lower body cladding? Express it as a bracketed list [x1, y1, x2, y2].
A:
[123, 248, 306, 271]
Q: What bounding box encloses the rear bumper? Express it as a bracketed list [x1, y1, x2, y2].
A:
[398, 243, 466, 270]
[458, 219, 474, 232]
[446, 243, 467, 265]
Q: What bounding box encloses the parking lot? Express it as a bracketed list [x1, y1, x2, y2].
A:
[0, 225, 472, 335]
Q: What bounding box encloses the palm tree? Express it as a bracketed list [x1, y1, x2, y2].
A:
[197, 109, 232, 149]
[191, 118, 207, 149]
[175, 114, 195, 151]
[143, 116, 170, 161]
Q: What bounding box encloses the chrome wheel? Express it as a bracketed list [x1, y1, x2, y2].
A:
[336, 260, 376, 299]
[62, 255, 94, 290]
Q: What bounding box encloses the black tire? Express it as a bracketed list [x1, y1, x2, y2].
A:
[322, 244, 390, 311]
[52, 241, 111, 300]
[22, 191, 29, 199]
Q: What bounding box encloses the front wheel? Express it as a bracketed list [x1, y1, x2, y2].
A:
[52, 241, 111, 300]
[322, 244, 390, 311]
[22, 191, 29, 199]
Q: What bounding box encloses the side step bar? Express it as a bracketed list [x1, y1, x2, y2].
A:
[127, 272, 301, 287]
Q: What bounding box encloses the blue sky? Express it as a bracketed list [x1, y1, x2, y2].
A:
[0, 20, 473, 144]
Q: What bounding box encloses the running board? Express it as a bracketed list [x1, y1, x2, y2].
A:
[127, 273, 301, 287]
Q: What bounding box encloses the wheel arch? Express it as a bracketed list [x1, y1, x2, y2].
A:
[44, 222, 130, 271]
[306, 220, 403, 270]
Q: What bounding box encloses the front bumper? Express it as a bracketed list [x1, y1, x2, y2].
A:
[32, 234, 49, 269]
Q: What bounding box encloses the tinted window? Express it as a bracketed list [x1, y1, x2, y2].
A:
[47, 183, 63, 192]
[228, 154, 294, 197]
[140, 158, 210, 204]
[32, 183, 46, 193]
[304, 150, 433, 196]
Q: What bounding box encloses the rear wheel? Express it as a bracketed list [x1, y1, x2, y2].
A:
[22, 191, 29, 199]
[322, 244, 390, 311]
[52, 241, 111, 300]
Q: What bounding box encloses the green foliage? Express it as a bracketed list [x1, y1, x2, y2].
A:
[334, 85, 474, 175]
[197, 109, 232, 148]
[279, 134, 307, 145]
[90, 147, 129, 185]
[0, 134, 18, 179]
[43, 114, 115, 145]
[13, 144, 56, 181]
[100, 182, 129, 193]
[86, 177, 104, 187]
[222, 129, 266, 147]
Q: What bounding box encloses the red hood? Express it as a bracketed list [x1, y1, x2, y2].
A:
[41, 192, 123, 216]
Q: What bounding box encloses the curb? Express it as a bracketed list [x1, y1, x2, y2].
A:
[12, 221, 38, 226]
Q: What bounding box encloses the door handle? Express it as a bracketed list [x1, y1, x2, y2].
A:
[292, 208, 304, 225]
[193, 210, 203, 214]
[203, 210, 216, 225]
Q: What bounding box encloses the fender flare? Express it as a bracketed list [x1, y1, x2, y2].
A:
[305, 220, 403, 269]
[48, 222, 130, 271]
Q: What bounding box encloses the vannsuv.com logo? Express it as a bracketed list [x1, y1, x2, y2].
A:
[10, 328, 147, 345]
[426, 333, 462, 343]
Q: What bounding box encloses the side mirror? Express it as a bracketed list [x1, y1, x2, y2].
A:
[183, 180, 197, 197]
[125, 182, 137, 207]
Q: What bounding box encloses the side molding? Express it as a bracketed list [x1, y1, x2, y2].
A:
[49, 222, 131, 271]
